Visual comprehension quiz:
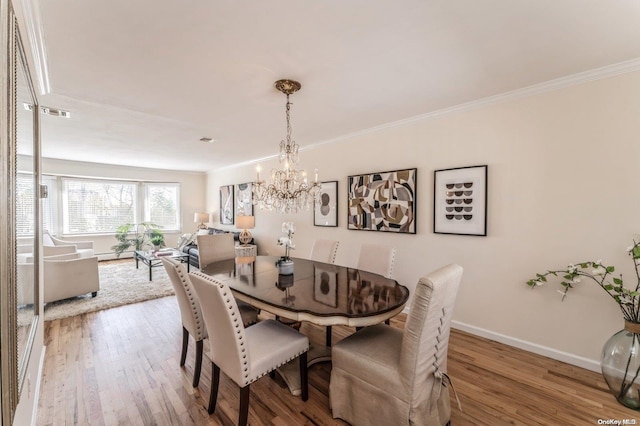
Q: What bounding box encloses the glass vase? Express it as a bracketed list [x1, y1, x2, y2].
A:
[601, 321, 640, 410]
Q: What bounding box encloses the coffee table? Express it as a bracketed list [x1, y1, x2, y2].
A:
[134, 249, 190, 281]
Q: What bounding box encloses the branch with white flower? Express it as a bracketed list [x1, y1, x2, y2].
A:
[527, 239, 640, 322]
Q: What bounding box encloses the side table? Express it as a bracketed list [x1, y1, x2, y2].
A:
[235, 244, 257, 258]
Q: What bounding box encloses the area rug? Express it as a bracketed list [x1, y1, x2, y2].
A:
[44, 259, 177, 321]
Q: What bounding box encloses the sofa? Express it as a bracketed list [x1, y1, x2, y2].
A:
[181, 227, 255, 268]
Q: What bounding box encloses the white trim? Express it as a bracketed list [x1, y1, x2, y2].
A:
[452, 320, 600, 373]
[19, 0, 50, 95]
[30, 345, 46, 426]
[223, 57, 640, 171]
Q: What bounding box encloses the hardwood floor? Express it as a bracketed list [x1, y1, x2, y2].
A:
[37, 296, 639, 425]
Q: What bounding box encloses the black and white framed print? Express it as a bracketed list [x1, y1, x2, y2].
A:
[433, 165, 488, 236]
[219, 184, 234, 225]
[235, 182, 253, 216]
[348, 168, 416, 233]
[314, 180, 338, 227]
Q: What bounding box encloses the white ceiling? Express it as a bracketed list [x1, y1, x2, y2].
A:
[15, 0, 640, 172]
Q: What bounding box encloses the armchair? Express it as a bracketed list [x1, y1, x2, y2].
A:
[43, 231, 94, 258]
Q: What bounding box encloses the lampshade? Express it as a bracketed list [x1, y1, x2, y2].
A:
[194, 212, 210, 224]
[236, 215, 255, 229]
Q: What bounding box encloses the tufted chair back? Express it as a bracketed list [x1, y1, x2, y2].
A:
[400, 264, 463, 419]
[356, 243, 396, 278]
[310, 239, 339, 264]
[197, 233, 236, 269]
[162, 257, 207, 341]
[190, 271, 250, 386]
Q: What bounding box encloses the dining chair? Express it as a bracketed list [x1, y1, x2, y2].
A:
[161, 257, 258, 388]
[356, 243, 396, 278]
[189, 271, 310, 426]
[330, 264, 463, 426]
[356, 243, 397, 326]
[197, 233, 261, 317]
[196, 233, 236, 269]
[309, 239, 339, 264]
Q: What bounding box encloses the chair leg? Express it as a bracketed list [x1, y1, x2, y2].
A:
[299, 351, 308, 402]
[208, 363, 220, 415]
[180, 327, 189, 367]
[385, 319, 390, 325]
[239, 384, 250, 426]
[325, 326, 332, 347]
[193, 339, 203, 387]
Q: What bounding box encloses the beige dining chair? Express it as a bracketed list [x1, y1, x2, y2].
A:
[197, 233, 260, 318]
[356, 243, 396, 279]
[197, 233, 236, 269]
[161, 257, 258, 388]
[190, 271, 310, 426]
[330, 264, 463, 426]
[309, 239, 339, 264]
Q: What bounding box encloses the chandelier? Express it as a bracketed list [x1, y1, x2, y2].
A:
[253, 79, 321, 213]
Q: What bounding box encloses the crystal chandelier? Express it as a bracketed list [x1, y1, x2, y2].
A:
[253, 79, 321, 213]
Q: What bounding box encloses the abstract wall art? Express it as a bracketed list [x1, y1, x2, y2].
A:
[433, 165, 488, 236]
[235, 182, 253, 216]
[348, 168, 417, 234]
[314, 180, 338, 227]
[219, 184, 234, 225]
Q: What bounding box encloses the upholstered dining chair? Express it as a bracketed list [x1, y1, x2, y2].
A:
[197, 233, 261, 318]
[309, 239, 339, 264]
[189, 271, 310, 426]
[356, 243, 396, 278]
[161, 257, 258, 388]
[330, 264, 463, 426]
[196, 233, 236, 269]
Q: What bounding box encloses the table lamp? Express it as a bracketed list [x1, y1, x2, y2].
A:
[236, 215, 255, 246]
[194, 212, 210, 230]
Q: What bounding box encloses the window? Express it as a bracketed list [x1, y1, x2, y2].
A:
[16, 173, 36, 236]
[62, 178, 137, 234]
[144, 183, 180, 230]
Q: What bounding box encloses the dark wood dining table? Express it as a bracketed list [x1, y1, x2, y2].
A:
[199, 255, 410, 395]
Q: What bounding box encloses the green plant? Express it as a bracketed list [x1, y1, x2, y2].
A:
[149, 229, 165, 248]
[526, 238, 640, 322]
[111, 222, 163, 258]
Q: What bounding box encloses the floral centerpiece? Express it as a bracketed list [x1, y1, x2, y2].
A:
[526, 238, 640, 409]
[276, 221, 295, 275]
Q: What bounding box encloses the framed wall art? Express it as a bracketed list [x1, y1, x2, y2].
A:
[314, 180, 338, 227]
[235, 182, 253, 216]
[219, 184, 234, 225]
[348, 168, 417, 234]
[433, 165, 488, 236]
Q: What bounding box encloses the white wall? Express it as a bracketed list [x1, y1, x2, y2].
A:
[39, 158, 207, 257]
[206, 70, 640, 369]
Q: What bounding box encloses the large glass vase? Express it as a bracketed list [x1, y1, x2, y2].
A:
[601, 322, 640, 410]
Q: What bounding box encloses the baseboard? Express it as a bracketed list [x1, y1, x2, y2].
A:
[98, 252, 132, 261]
[451, 320, 601, 373]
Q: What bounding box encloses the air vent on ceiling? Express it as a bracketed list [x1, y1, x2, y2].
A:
[200, 137, 214, 143]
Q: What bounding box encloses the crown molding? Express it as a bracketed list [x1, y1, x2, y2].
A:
[306, 57, 640, 150]
[19, 0, 50, 95]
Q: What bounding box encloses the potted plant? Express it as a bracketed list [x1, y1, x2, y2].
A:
[527, 238, 640, 409]
[149, 229, 165, 250]
[276, 221, 295, 275]
[111, 222, 163, 258]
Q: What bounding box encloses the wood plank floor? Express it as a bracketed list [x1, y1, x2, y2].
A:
[37, 295, 639, 425]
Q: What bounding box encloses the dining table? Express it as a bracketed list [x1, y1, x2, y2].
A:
[199, 255, 410, 395]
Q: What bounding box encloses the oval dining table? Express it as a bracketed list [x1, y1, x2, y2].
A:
[199, 255, 410, 395]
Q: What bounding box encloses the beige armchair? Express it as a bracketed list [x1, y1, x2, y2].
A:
[330, 264, 463, 426]
[43, 231, 94, 258]
[18, 252, 100, 305]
